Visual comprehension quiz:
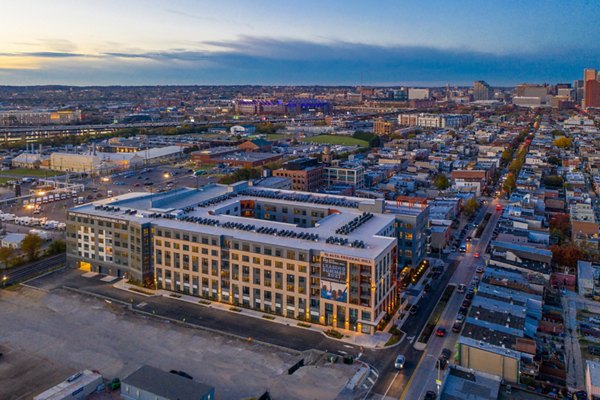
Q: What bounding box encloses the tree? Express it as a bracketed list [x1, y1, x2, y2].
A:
[543, 175, 564, 188]
[433, 174, 450, 190]
[20, 233, 43, 262]
[46, 240, 66, 256]
[0, 247, 14, 269]
[550, 243, 583, 270]
[501, 148, 513, 165]
[554, 136, 572, 149]
[463, 198, 479, 217]
[503, 173, 517, 194]
[547, 155, 561, 166]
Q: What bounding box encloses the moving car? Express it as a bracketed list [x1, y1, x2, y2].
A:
[409, 305, 419, 315]
[435, 327, 446, 337]
[473, 252, 480, 258]
[394, 354, 406, 369]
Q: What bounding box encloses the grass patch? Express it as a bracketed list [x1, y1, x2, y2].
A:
[0, 177, 13, 185]
[262, 314, 276, 320]
[128, 287, 155, 295]
[301, 135, 368, 147]
[385, 335, 401, 346]
[297, 322, 312, 328]
[0, 168, 63, 177]
[230, 306, 242, 312]
[199, 300, 211, 305]
[324, 329, 344, 339]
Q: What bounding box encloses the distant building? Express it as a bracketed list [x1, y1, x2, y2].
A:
[398, 113, 473, 129]
[0, 109, 81, 126]
[373, 118, 398, 135]
[408, 88, 430, 100]
[473, 80, 492, 101]
[325, 165, 365, 190]
[230, 124, 256, 136]
[513, 84, 549, 107]
[1, 233, 26, 249]
[584, 68, 600, 109]
[273, 158, 324, 191]
[121, 365, 215, 400]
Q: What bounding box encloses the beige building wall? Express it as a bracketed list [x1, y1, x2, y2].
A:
[460, 344, 519, 383]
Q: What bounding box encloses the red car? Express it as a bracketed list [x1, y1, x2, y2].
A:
[473, 252, 480, 258]
[435, 327, 446, 337]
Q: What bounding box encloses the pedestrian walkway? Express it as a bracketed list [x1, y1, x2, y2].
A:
[112, 278, 392, 349]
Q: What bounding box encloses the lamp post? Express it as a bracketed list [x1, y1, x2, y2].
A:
[425, 354, 442, 397]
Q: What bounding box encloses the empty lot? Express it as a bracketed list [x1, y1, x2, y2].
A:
[0, 286, 356, 399]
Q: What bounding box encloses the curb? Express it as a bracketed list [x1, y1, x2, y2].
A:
[112, 279, 391, 350]
[61, 285, 302, 356]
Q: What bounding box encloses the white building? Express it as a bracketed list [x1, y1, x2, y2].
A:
[408, 88, 430, 100]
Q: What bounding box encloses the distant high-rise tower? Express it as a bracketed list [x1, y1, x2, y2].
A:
[473, 80, 492, 101]
[583, 68, 600, 109]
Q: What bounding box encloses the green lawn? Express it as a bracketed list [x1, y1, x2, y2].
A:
[300, 135, 368, 147]
[0, 177, 13, 185]
[0, 168, 63, 177]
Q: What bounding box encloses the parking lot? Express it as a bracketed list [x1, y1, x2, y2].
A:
[0, 281, 357, 400]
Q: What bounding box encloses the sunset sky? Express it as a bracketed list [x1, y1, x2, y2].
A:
[1, 0, 599, 85]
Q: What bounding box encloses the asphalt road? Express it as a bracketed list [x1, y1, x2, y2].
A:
[400, 199, 503, 400]
[2, 253, 66, 286]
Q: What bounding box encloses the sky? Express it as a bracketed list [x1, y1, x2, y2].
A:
[1, 0, 599, 86]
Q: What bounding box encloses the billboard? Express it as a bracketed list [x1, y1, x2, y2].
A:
[321, 257, 348, 303]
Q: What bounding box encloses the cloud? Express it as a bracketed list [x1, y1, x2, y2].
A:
[0, 35, 594, 85]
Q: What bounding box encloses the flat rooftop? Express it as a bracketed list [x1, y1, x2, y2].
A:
[442, 366, 501, 400]
[70, 184, 398, 259]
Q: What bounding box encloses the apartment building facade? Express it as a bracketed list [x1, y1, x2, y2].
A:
[66, 184, 415, 334]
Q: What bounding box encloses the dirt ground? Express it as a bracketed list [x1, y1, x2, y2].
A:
[0, 286, 356, 400]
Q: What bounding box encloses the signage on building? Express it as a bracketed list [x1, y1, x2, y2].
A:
[321, 257, 348, 303]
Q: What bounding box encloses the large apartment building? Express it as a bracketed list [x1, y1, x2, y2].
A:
[66, 183, 429, 334]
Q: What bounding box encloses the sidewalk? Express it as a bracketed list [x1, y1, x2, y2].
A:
[113, 279, 392, 349]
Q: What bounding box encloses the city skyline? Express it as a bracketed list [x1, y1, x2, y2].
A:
[1, 0, 600, 86]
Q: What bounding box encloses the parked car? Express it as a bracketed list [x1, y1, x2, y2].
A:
[476, 266, 484, 273]
[440, 348, 452, 361]
[459, 306, 469, 315]
[465, 292, 474, 300]
[423, 283, 431, 293]
[452, 321, 463, 333]
[394, 354, 406, 369]
[424, 390, 437, 399]
[410, 305, 419, 315]
[435, 327, 446, 337]
[457, 283, 466, 293]
[462, 299, 472, 308]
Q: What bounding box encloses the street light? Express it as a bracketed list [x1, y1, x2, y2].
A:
[2, 275, 7, 288]
[425, 354, 442, 397]
[163, 172, 170, 179]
